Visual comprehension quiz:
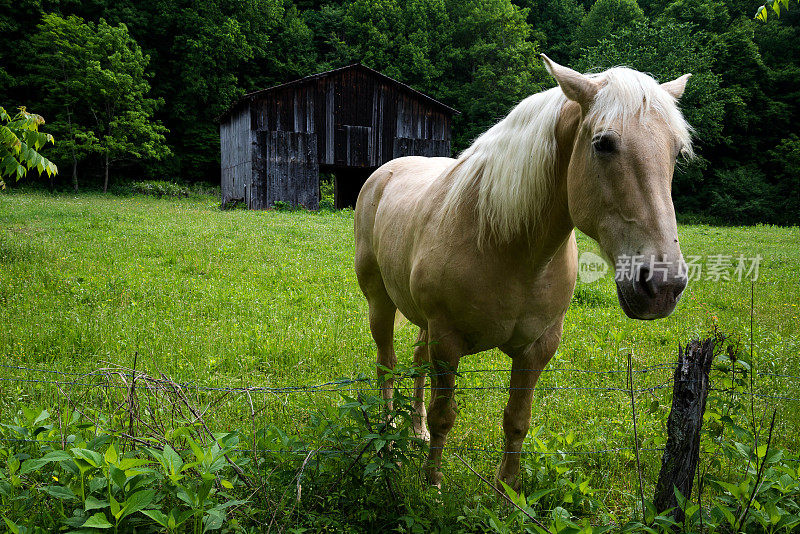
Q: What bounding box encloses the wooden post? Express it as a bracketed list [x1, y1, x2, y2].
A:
[653, 337, 717, 522]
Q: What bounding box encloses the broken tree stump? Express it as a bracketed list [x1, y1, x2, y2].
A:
[653, 337, 717, 522]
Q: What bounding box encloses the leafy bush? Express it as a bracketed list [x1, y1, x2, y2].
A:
[270, 200, 294, 211]
[319, 176, 335, 211]
[0, 405, 246, 533]
[132, 180, 189, 198]
[767, 135, 800, 225]
[0, 106, 57, 189]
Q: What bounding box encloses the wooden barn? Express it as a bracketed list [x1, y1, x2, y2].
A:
[219, 64, 458, 210]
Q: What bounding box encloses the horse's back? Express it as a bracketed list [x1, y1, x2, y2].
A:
[355, 156, 453, 246]
[356, 157, 453, 214]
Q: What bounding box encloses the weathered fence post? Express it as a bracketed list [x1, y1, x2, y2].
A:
[653, 337, 717, 522]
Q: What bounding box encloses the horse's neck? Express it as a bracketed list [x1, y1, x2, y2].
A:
[504, 101, 579, 262]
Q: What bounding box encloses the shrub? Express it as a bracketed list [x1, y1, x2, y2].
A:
[709, 166, 777, 225]
[132, 180, 189, 198]
[319, 177, 335, 211]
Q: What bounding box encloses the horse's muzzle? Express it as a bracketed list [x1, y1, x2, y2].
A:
[615, 264, 687, 320]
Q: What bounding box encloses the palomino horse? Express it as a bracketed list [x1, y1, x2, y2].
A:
[354, 55, 692, 490]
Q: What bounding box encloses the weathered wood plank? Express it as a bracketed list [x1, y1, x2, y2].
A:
[653, 338, 716, 523]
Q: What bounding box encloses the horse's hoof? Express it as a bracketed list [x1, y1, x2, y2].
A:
[413, 426, 431, 443]
[424, 466, 443, 488]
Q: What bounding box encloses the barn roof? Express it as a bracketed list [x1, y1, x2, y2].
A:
[219, 63, 459, 122]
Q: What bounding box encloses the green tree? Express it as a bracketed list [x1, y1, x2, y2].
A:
[84, 18, 170, 192]
[577, 0, 645, 50]
[28, 13, 99, 192]
[444, 0, 549, 149]
[576, 20, 725, 214]
[335, 0, 549, 151]
[0, 0, 43, 101]
[102, 0, 314, 181]
[338, 0, 451, 87]
[516, 0, 586, 63]
[29, 14, 169, 192]
[0, 106, 57, 189]
[767, 135, 800, 223]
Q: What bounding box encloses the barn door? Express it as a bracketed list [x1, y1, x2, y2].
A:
[258, 131, 319, 210]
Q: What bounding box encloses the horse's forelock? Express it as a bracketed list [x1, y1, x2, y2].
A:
[587, 68, 693, 158]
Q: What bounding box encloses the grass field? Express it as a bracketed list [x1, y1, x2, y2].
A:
[1, 191, 799, 525]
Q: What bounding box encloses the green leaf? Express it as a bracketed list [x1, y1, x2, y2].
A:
[109, 465, 127, 490]
[20, 457, 52, 474]
[2, 516, 20, 534]
[119, 489, 156, 520]
[21, 450, 71, 473]
[718, 481, 742, 499]
[85, 496, 109, 512]
[162, 444, 183, 475]
[72, 448, 103, 468]
[734, 442, 751, 459]
[105, 444, 119, 465]
[187, 436, 206, 463]
[41, 485, 77, 500]
[716, 503, 737, 526]
[203, 508, 225, 533]
[141, 509, 169, 527]
[82, 512, 113, 529]
[109, 493, 121, 518]
[528, 488, 555, 503]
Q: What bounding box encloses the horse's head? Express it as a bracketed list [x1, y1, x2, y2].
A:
[543, 55, 692, 320]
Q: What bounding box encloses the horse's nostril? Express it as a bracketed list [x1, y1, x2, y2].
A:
[634, 266, 657, 298]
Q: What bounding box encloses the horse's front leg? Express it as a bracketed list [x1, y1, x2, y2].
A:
[412, 328, 431, 441]
[424, 327, 464, 488]
[497, 319, 564, 492]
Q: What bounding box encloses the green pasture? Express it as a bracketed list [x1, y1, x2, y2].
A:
[1, 191, 798, 518]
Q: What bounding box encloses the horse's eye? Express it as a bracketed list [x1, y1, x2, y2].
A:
[592, 133, 618, 155]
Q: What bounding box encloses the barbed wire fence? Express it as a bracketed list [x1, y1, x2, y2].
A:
[1, 354, 798, 465]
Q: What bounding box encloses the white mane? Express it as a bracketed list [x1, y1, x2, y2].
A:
[440, 67, 693, 246]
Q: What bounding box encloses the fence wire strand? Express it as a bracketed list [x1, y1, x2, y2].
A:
[2, 358, 798, 460]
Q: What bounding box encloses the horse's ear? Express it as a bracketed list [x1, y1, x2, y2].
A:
[541, 53, 601, 110]
[661, 74, 692, 99]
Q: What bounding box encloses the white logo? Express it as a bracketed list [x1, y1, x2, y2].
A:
[578, 252, 609, 284]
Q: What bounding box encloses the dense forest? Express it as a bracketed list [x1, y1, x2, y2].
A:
[1, 0, 798, 224]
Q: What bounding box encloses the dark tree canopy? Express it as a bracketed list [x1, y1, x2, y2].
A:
[2, 0, 798, 224]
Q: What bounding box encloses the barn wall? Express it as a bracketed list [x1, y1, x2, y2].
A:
[220, 103, 252, 205]
[237, 65, 456, 209]
[253, 131, 319, 209]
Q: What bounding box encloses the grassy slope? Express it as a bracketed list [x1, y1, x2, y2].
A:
[1, 191, 798, 514]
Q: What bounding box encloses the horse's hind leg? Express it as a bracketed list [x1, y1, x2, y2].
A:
[497, 318, 564, 492]
[412, 328, 430, 441]
[362, 280, 398, 410]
